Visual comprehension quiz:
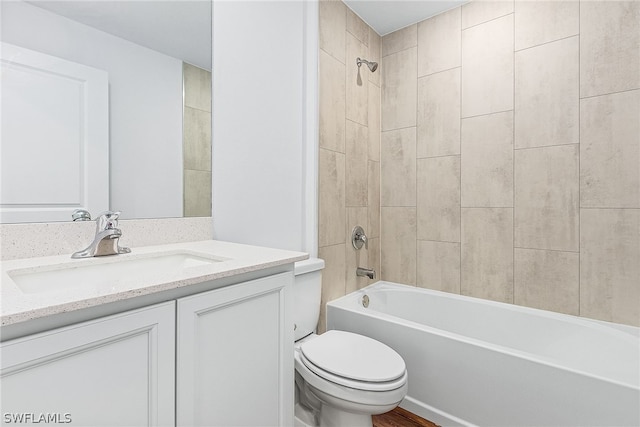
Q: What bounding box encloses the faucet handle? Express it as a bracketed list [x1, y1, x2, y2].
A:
[351, 225, 369, 250]
[95, 211, 121, 231]
[72, 209, 92, 222]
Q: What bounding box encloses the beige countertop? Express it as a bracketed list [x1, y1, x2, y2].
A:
[1, 240, 307, 327]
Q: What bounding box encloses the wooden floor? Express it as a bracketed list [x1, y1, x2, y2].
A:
[372, 407, 439, 427]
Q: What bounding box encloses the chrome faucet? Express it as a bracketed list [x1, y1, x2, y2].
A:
[351, 226, 368, 250]
[71, 211, 131, 258]
[356, 267, 376, 280]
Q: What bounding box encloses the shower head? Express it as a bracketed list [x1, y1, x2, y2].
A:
[356, 57, 378, 73]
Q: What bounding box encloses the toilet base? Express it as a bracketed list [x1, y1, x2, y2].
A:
[301, 378, 402, 427]
[293, 402, 373, 427]
[294, 403, 317, 427]
[319, 405, 373, 427]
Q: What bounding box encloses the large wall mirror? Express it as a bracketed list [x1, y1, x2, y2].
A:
[0, 0, 212, 223]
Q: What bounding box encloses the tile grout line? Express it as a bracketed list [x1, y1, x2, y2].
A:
[514, 246, 580, 254]
[462, 11, 514, 32]
[580, 207, 640, 210]
[415, 31, 419, 288]
[460, 5, 463, 296]
[342, 17, 348, 298]
[514, 142, 579, 151]
[462, 108, 515, 121]
[512, 1, 517, 305]
[418, 65, 462, 80]
[514, 33, 580, 54]
[579, 87, 640, 101]
[578, 0, 581, 317]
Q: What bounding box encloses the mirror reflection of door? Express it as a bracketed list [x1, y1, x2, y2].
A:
[0, 43, 109, 223]
[0, 0, 212, 223]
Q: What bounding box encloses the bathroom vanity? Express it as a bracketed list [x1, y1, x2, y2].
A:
[0, 240, 307, 426]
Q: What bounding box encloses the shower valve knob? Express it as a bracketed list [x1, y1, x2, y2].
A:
[351, 226, 368, 250]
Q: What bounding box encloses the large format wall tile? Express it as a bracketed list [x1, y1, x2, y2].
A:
[346, 207, 370, 294]
[368, 28, 381, 86]
[515, 145, 579, 252]
[417, 7, 461, 77]
[580, 0, 640, 97]
[319, 149, 346, 247]
[417, 68, 461, 158]
[514, 248, 579, 315]
[184, 170, 212, 217]
[382, 24, 417, 57]
[368, 161, 380, 238]
[318, 243, 346, 333]
[381, 128, 416, 207]
[515, 36, 579, 149]
[183, 106, 212, 172]
[322, 0, 639, 328]
[462, 0, 514, 29]
[581, 209, 640, 326]
[346, 33, 369, 126]
[319, 50, 346, 153]
[347, 7, 369, 47]
[514, 0, 578, 50]
[461, 111, 513, 207]
[346, 120, 368, 206]
[183, 63, 212, 112]
[381, 207, 417, 285]
[368, 82, 381, 161]
[382, 47, 417, 131]
[318, 4, 382, 328]
[461, 208, 514, 303]
[368, 237, 381, 284]
[580, 90, 640, 208]
[417, 240, 461, 294]
[319, 0, 346, 64]
[417, 156, 461, 242]
[462, 14, 514, 118]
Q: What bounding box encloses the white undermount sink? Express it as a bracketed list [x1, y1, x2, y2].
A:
[8, 252, 225, 295]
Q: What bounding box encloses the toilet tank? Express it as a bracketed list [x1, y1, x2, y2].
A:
[293, 258, 324, 341]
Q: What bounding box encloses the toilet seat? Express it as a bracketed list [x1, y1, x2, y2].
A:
[299, 330, 407, 392]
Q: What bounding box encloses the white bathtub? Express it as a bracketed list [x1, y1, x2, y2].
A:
[326, 282, 640, 427]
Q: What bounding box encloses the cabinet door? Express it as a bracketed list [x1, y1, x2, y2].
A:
[1, 302, 175, 427]
[177, 272, 294, 427]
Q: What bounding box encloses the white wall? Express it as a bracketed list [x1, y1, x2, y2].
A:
[1, 1, 183, 220]
[212, 1, 318, 253]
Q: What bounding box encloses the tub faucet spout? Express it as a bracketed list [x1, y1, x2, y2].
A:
[356, 267, 376, 280]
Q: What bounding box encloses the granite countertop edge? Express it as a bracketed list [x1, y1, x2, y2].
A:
[1, 240, 308, 327]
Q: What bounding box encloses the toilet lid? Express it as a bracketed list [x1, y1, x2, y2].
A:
[300, 330, 406, 383]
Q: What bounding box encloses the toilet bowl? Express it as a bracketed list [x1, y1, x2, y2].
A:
[295, 331, 408, 427]
[293, 259, 408, 427]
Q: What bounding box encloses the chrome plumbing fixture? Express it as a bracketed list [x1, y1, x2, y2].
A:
[356, 267, 376, 280]
[71, 211, 131, 258]
[362, 294, 370, 308]
[351, 225, 368, 250]
[71, 209, 91, 222]
[356, 57, 378, 86]
[356, 57, 378, 72]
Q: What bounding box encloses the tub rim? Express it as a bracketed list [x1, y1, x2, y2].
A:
[327, 281, 640, 391]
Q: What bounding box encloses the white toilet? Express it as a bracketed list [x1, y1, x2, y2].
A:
[293, 258, 408, 427]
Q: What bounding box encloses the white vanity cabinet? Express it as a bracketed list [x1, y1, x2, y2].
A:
[177, 272, 294, 427]
[0, 301, 176, 427]
[1, 269, 295, 427]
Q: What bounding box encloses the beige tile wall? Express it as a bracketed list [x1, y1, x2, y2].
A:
[183, 63, 212, 217]
[317, 0, 381, 332]
[378, 0, 640, 327]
